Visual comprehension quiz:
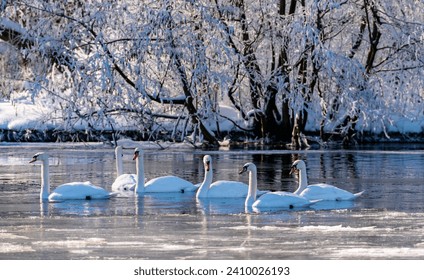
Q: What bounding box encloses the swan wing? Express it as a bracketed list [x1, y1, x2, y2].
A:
[144, 175, 195, 193]
[257, 189, 270, 196]
[354, 190, 365, 198]
[300, 183, 358, 201]
[49, 182, 112, 202]
[206, 181, 248, 198]
[253, 192, 313, 209]
[111, 173, 136, 192]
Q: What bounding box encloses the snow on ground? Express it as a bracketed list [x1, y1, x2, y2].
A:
[0, 100, 49, 130]
[0, 100, 243, 132]
[306, 107, 424, 137]
[0, 100, 423, 142]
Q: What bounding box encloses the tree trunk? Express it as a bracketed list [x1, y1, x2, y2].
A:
[278, 0, 298, 142]
[364, 0, 382, 74]
[167, 30, 218, 145]
[236, 0, 263, 110]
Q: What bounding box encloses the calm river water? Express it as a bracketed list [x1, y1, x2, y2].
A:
[0, 142, 423, 259]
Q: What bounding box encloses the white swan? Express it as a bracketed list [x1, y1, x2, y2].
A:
[290, 159, 364, 201]
[239, 162, 315, 209]
[196, 155, 251, 199]
[111, 146, 136, 193]
[30, 152, 115, 202]
[133, 148, 197, 194]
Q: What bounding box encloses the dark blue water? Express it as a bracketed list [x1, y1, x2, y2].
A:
[0, 143, 423, 259]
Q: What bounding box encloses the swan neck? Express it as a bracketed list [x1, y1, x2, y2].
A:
[245, 167, 257, 207]
[115, 149, 123, 176]
[196, 162, 213, 198]
[294, 167, 308, 195]
[40, 159, 50, 201]
[135, 153, 145, 194]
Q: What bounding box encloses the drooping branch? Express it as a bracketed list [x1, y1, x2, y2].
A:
[0, 17, 78, 70]
[1, 15, 187, 106]
[0, 17, 32, 49]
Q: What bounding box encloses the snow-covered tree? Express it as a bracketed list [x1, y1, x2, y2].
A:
[1, 0, 423, 145]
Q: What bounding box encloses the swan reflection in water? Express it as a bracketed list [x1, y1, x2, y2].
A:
[40, 199, 114, 216]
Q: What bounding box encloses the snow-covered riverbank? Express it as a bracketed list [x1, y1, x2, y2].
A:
[1, 100, 423, 143]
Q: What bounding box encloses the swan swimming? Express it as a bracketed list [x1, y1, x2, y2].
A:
[196, 155, 251, 199]
[30, 152, 115, 202]
[290, 159, 364, 201]
[111, 146, 136, 193]
[133, 148, 197, 194]
[239, 162, 316, 210]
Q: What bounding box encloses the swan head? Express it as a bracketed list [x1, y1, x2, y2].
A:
[29, 152, 48, 163]
[290, 159, 306, 174]
[239, 162, 256, 174]
[203, 155, 212, 171]
[133, 147, 143, 160]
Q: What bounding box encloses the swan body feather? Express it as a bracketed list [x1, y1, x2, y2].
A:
[298, 183, 364, 201]
[144, 175, 198, 193]
[111, 173, 136, 192]
[49, 181, 113, 202]
[199, 180, 248, 198]
[252, 192, 315, 209]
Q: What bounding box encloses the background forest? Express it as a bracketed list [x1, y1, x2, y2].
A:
[1, 0, 423, 146]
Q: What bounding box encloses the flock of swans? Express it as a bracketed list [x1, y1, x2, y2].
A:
[29, 146, 364, 211]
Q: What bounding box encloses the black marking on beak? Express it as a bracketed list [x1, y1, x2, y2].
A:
[29, 156, 38, 163]
[133, 150, 139, 160]
[289, 164, 297, 175]
[239, 165, 248, 174]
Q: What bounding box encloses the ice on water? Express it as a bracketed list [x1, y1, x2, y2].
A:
[1, 144, 424, 259]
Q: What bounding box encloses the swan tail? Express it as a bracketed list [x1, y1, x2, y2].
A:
[257, 189, 270, 197]
[109, 192, 120, 198]
[308, 199, 323, 206]
[353, 190, 365, 198]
